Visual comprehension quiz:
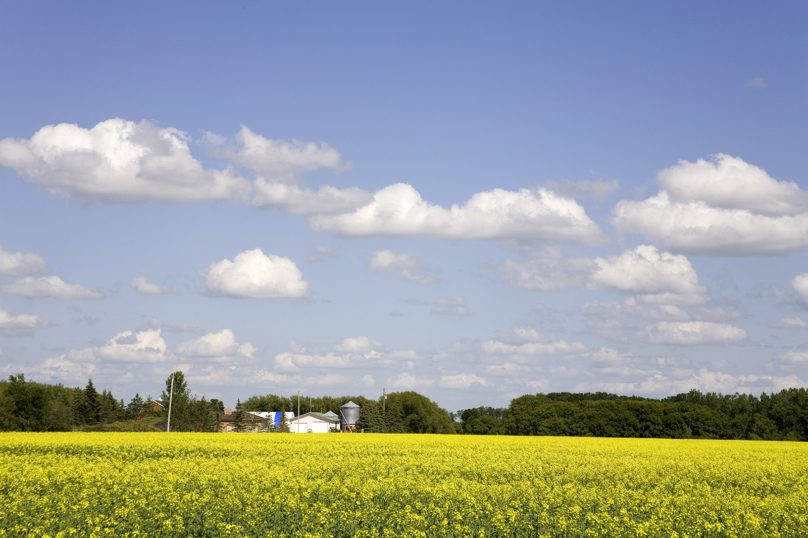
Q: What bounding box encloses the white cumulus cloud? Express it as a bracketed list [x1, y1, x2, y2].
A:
[0, 245, 49, 276]
[221, 126, 351, 184]
[130, 276, 172, 295]
[176, 329, 255, 363]
[200, 248, 308, 298]
[51, 329, 169, 366]
[0, 119, 251, 202]
[613, 154, 808, 255]
[368, 250, 437, 285]
[1, 276, 104, 299]
[309, 183, 605, 243]
[0, 307, 50, 336]
[498, 245, 708, 304]
[792, 273, 808, 303]
[589, 245, 709, 304]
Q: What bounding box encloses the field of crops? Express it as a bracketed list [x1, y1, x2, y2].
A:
[1, 433, 807, 537]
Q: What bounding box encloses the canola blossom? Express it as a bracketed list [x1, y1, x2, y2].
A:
[1, 433, 807, 537]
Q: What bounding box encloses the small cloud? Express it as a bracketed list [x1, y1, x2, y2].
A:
[1, 276, 104, 300]
[306, 245, 338, 264]
[72, 316, 101, 326]
[367, 250, 437, 285]
[747, 77, 766, 88]
[389, 310, 404, 317]
[431, 296, 469, 317]
[130, 276, 173, 295]
[360, 374, 375, 387]
[138, 318, 200, 334]
[774, 318, 808, 329]
[439, 373, 491, 389]
[543, 178, 620, 201]
[199, 248, 308, 299]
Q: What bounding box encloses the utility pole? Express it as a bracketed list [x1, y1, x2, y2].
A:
[297, 390, 300, 434]
[167, 373, 175, 433]
[383, 388, 386, 415]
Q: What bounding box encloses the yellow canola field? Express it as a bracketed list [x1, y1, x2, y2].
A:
[1, 433, 807, 538]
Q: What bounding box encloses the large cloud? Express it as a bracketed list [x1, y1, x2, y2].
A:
[0, 119, 251, 202]
[367, 250, 437, 285]
[613, 154, 808, 255]
[0, 245, 49, 276]
[0, 307, 50, 336]
[309, 183, 605, 243]
[199, 248, 308, 298]
[1, 276, 104, 299]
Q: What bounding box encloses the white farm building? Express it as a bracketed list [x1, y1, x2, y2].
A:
[288, 412, 341, 433]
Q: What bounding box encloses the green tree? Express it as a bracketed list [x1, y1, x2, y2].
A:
[161, 371, 191, 431]
[77, 379, 100, 425]
[233, 399, 246, 432]
[126, 393, 145, 420]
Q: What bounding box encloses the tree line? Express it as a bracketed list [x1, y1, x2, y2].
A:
[3, 371, 808, 440]
[455, 389, 808, 440]
[0, 372, 223, 432]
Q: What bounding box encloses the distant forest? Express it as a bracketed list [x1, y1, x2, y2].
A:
[2, 373, 807, 440]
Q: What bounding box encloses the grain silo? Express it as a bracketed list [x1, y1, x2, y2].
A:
[340, 401, 360, 432]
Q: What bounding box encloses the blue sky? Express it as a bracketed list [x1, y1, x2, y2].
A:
[1, 1, 807, 411]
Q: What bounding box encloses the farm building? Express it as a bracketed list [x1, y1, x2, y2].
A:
[288, 412, 341, 433]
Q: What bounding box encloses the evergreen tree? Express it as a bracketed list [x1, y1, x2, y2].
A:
[233, 400, 246, 432]
[98, 390, 118, 423]
[127, 393, 145, 420]
[82, 379, 100, 425]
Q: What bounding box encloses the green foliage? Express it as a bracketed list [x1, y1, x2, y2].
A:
[126, 393, 145, 420]
[233, 399, 246, 432]
[504, 389, 808, 440]
[387, 391, 455, 434]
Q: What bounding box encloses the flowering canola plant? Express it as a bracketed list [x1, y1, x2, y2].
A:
[1, 433, 806, 537]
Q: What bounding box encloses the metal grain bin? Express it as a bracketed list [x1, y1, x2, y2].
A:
[340, 401, 360, 427]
